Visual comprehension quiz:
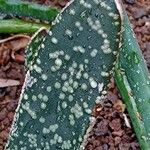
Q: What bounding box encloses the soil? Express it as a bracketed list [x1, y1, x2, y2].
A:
[86, 79, 139, 150]
[0, 0, 149, 149]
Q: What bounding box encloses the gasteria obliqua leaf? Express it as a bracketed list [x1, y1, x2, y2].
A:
[114, 1, 150, 149]
[6, 0, 122, 149]
[0, 19, 50, 33]
[0, 0, 59, 22]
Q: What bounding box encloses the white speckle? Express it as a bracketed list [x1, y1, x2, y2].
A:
[79, 64, 84, 70]
[90, 79, 97, 88]
[49, 124, 58, 133]
[19, 109, 23, 114]
[67, 86, 74, 93]
[59, 93, 65, 100]
[98, 83, 104, 92]
[73, 139, 76, 145]
[55, 58, 62, 66]
[102, 33, 107, 38]
[69, 67, 74, 76]
[64, 81, 69, 87]
[41, 103, 46, 109]
[104, 39, 110, 44]
[98, 29, 103, 34]
[68, 95, 73, 102]
[19, 122, 24, 126]
[38, 93, 43, 99]
[85, 108, 92, 114]
[79, 26, 83, 31]
[48, 31, 52, 36]
[76, 71, 82, 79]
[84, 59, 89, 64]
[33, 65, 42, 73]
[58, 136, 63, 143]
[46, 86, 52, 92]
[32, 95, 37, 101]
[78, 136, 82, 142]
[64, 54, 70, 61]
[61, 140, 72, 149]
[81, 83, 88, 90]
[61, 73, 67, 80]
[69, 78, 73, 84]
[62, 86, 68, 92]
[73, 81, 78, 89]
[51, 37, 58, 44]
[83, 73, 89, 79]
[69, 114, 75, 126]
[51, 66, 57, 72]
[54, 82, 61, 89]
[62, 101, 67, 109]
[41, 74, 48, 81]
[80, 0, 91, 9]
[83, 102, 88, 108]
[72, 62, 78, 68]
[102, 48, 112, 54]
[114, 22, 120, 26]
[22, 102, 37, 119]
[75, 21, 81, 27]
[36, 58, 41, 64]
[101, 71, 109, 77]
[73, 46, 85, 53]
[71, 102, 83, 119]
[41, 44, 45, 49]
[95, 96, 101, 104]
[42, 128, 50, 134]
[39, 117, 45, 123]
[75, 21, 83, 31]
[65, 29, 72, 36]
[24, 94, 28, 100]
[69, 9, 75, 15]
[102, 90, 107, 95]
[113, 51, 118, 55]
[49, 52, 58, 59]
[108, 12, 114, 17]
[73, 46, 78, 51]
[90, 49, 98, 57]
[43, 95, 49, 102]
[59, 50, 64, 55]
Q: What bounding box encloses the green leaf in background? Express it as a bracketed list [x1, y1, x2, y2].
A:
[5, 0, 121, 149]
[114, 1, 150, 149]
[0, 19, 50, 33]
[0, 0, 59, 22]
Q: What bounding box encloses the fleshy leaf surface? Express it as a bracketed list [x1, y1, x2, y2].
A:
[6, 0, 121, 149]
[0, 0, 59, 22]
[114, 3, 150, 149]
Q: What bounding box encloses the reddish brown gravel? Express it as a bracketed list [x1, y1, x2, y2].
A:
[0, 0, 149, 149]
[86, 79, 139, 150]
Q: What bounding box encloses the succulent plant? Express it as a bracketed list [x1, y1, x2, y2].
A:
[3, 0, 150, 150]
[5, 0, 122, 149]
[0, 19, 50, 33]
[0, 0, 59, 22]
[114, 3, 150, 149]
[0, 0, 58, 33]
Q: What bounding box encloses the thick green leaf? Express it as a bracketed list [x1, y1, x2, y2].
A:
[0, 19, 50, 33]
[6, 0, 121, 149]
[0, 0, 59, 22]
[114, 2, 150, 149]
